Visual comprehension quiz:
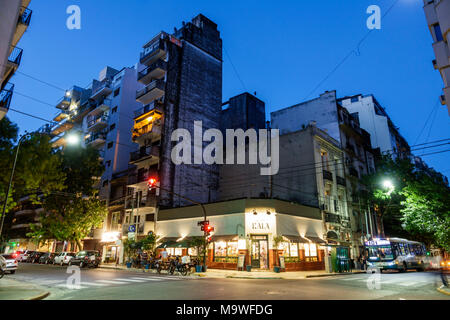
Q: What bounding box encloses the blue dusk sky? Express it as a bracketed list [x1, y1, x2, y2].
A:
[6, 0, 450, 177]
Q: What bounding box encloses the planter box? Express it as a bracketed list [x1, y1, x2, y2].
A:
[246, 265, 252, 272]
[126, 262, 132, 268]
[195, 265, 203, 273]
[274, 266, 280, 273]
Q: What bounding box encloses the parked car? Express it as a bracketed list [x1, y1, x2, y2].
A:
[21, 250, 35, 262]
[29, 252, 46, 264]
[39, 252, 58, 264]
[1, 254, 18, 274]
[69, 251, 101, 268]
[53, 252, 76, 266]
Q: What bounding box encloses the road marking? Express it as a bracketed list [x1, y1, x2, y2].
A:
[80, 282, 109, 287]
[113, 278, 147, 282]
[55, 283, 88, 289]
[130, 277, 164, 281]
[95, 279, 129, 284]
[397, 281, 419, 287]
[340, 277, 366, 281]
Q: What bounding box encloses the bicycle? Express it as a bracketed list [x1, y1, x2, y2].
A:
[0, 267, 4, 280]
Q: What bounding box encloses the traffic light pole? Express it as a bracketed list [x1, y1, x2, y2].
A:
[149, 183, 208, 271]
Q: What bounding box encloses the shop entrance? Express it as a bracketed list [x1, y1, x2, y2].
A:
[250, 235, 269, 269]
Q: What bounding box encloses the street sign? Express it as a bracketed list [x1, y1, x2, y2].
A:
[128, 225, 136, 232]
[128, 232, 135, 240]
[197, 220, 209, 226]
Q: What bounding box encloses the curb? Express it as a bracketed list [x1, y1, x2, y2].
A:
[305, 271, 365, 278]
[436, 286, 450, 296]
[226, 276, 283, 280]
[26, 291, 50, 301]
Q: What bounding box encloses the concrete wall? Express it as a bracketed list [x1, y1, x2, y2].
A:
[271, 91, 341, 142]
[0, 0, 21, 88]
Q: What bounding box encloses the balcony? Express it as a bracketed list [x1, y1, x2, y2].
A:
[136, 79, 165, 105]
[134, 100, 164, 119]
[50, 135, 66, 148]
[56, 96, 71, 110]
[0, 83, 14, 119]
[1, 46, 23, 87]
[50, 118, 74, 136]
[132, 108, 163, 145]
[130, 145, 160, 165]
[12, 6, 32, 48]
[138, 59, 167, 84]
[71, 99, 96, 122]
[323, 170, 333, 181]
[325, 213, 341, 224]
[91, 81, 112, 100]
[140, 38, 166, 66]
[336, 176, 346, 187]
[87, 98, 111, 118]
[53, 110, 71, 122]
[85, 131, 107, 147]
[87, 113, 108, 132]
[14, 209, 35, 217]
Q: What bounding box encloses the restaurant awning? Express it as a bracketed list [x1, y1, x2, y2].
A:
[304, 236, 327, 245]
[282, 235, 309, 243]
[210, 235, 239, 242]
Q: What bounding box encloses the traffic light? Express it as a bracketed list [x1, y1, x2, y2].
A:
[148, 177, 158, 190]
[204, 223, 214, 236]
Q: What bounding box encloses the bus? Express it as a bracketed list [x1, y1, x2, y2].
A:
[364, 238, 427, 272]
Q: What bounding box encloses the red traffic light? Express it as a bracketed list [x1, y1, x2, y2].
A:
[148, 178, 158, 188]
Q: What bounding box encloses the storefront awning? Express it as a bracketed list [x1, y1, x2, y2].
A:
[304, 236, 327, 245]
[282, 235, 309, 243]
[210, 235, 239, 242]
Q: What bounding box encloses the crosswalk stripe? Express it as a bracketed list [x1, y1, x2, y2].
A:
[55, 283, 88, 289]
[113, 278, 146, 282]
[397, 281, 419, 287]
[340, 277, 366, 281]
[80, 282, 109, 287]
[96, 279, 129, 284]
[130, 277, 163, 281]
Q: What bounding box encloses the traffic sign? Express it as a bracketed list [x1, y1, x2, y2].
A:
[128, 225, 136, 232]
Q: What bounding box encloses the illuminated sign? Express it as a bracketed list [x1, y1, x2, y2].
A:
[101, 232, 120, 243]
[365, 239, 390, 246]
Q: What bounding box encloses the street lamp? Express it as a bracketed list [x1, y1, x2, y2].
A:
[66, 133, 80, 145]
[382, 179, 395, 196]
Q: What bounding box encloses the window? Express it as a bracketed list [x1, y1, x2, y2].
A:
[107, 142, 113, 149]
[109, 123, 116, 131]
[351, 96, 359, 103]
[106, 160, 111, 167]
[102, 180, 108, 187]
[433, 24, 444, 42]
[114, 88, 120, 97]
[213, 241, 238, 263]
[112, 106, 118, 114]
[321, 150, 329, 171]
[188, 247, 198, 256]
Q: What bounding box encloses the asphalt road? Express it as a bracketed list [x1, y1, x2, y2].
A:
[3, 263, 449, 300]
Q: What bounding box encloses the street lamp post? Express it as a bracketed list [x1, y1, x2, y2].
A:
[148, 181, 208, 271]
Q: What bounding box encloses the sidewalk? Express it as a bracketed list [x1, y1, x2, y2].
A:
[99, 264, 365, 279]
[437, 285, 450, 296]
[0, 278, 50, 300]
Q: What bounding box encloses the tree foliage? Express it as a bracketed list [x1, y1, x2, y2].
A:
[363, 155, 450, 250]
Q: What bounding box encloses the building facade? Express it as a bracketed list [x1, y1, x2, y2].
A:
[0, 0, 32, 120]
[423, 0, 450, 115]
[122, 15, 223, 254]
[270, 91, 378, 257]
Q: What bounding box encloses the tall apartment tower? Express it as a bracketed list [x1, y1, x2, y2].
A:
[0, 0, 32, 120]
[423, 0, 450, 115]
[128, 13, 222, 226]
[48, 66, 141, 251]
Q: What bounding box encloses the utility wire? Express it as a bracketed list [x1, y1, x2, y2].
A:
[303, 0, 400, 100]
[223, 46, 247, 92]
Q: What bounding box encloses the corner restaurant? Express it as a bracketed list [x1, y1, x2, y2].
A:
[156, 198, 328, 271]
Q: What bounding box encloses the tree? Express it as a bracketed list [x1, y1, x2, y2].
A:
[31, 196, 107, 250]
[272, 235, 284, 267]
[140, 232, 160, 256]
[0, 117, 18, 216]
[400, 169, 450, 251]
[28, 145, 107, 250]
[361, 155, 414, 238]
[188, 236, 207, 263]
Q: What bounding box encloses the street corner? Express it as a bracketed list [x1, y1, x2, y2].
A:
[0, 278, 50, 300]
[437, 286, 450, 296]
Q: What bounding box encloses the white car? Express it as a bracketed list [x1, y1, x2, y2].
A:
[53, 252, 75, 266]
[1, 254, 18, 274]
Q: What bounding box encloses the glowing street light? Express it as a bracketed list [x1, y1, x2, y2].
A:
[382, 179, 395, 196]
[66, 133, 80, 145]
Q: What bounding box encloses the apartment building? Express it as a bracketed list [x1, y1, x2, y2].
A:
[24, 66, 141, 254]
[123, 14, 223, 245]
[0, 0, 32, 120]
[270, 91, 379, 257]
[423, 0, 450, 115]
[338, 94, 410, 160]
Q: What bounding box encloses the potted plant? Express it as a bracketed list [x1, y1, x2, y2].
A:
[272, 235, 284, 273]
[188, 237, 208, 273]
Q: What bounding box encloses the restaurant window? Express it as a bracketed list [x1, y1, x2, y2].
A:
[166, 248, 182, 256]
[213, 240, 238, 263]
[304, 243, 318, 262]
[281, 241, 301, 263]
[188, 247, 198, 256]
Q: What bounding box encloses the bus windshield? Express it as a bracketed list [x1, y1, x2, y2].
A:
[366, 245, 394, 261]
